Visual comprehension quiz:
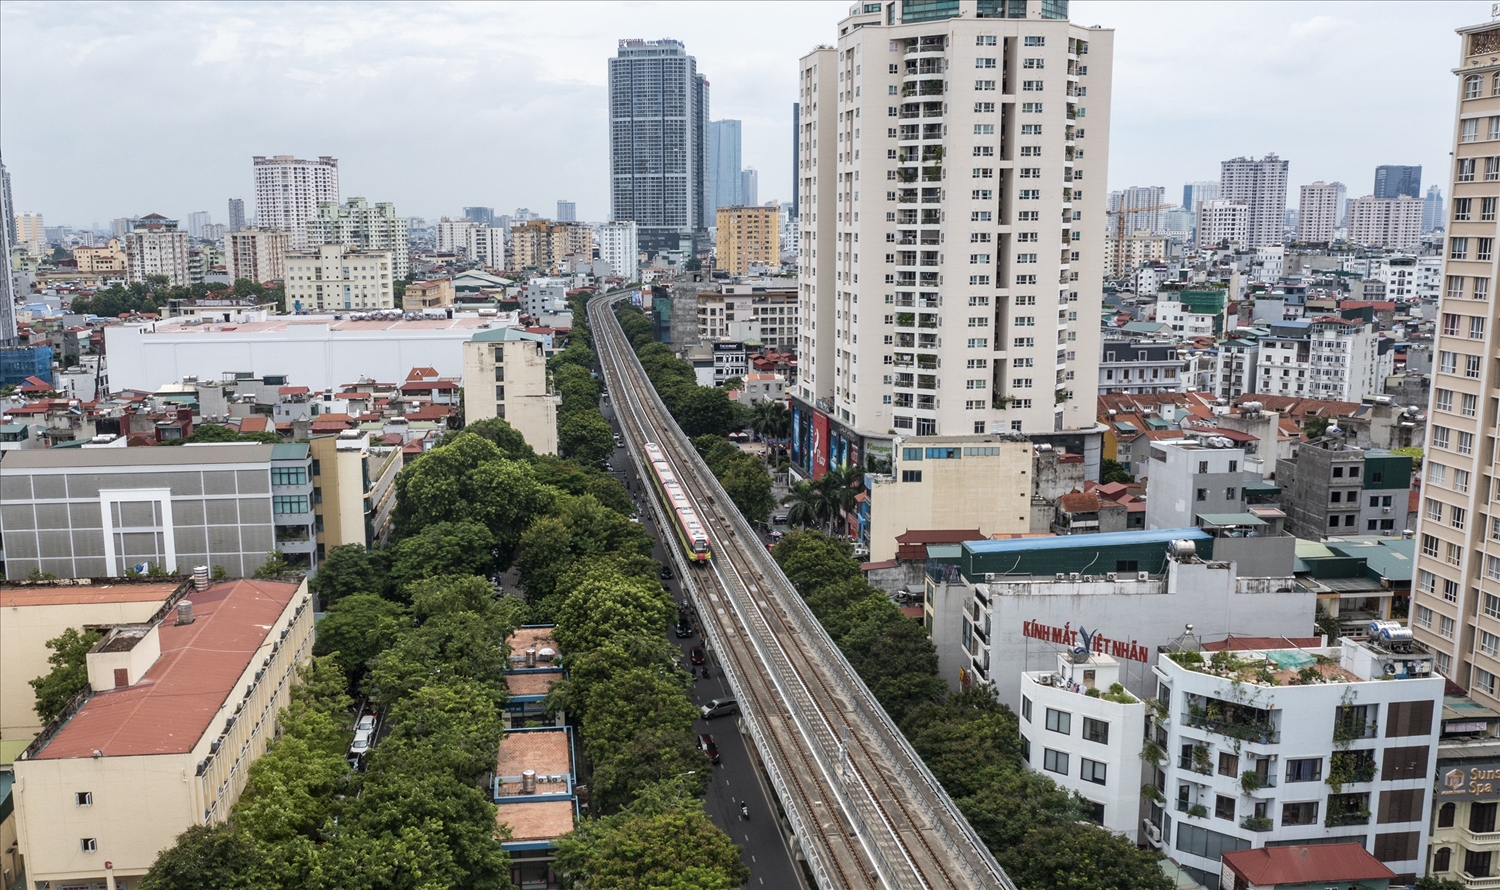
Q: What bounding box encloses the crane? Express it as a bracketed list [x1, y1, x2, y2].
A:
[1109, 202, 1176, 281]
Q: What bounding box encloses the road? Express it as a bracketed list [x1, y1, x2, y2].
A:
[602, 395, 807, 890]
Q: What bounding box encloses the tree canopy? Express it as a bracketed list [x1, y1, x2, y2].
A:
[29, 627, 103, 723]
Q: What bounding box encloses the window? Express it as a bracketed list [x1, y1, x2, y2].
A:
[1415, 605, 1433, 629]
[1468, 74, 1483, 99]
[1021, 124, 1042, 135]
[976, 35, 997, 45]
[1486, 593, 1500, 619]
[1045, 708, 1071, 734]
[272, 495, 309, 514]
[976, 57, 996, 68]
[1080, 758, 1107, 785]
[1020, 735, 1030, 762]
[1458, 160, 1476, 184]
[1483, 238, 1495, 261]
[974, 124, 995, 134]
[974, 102, 995, 113]
[1448, 276, 1465, 300]
[1487, 197, 1499, 221]
[1434, 847, 1453, 872]
[1477, 278, 1491, 300]
[1441, 615, 1457, 639]
[81, 838, 98, 853]
[1285, 758, 1322, 782]
[1021, 696, 1031, 721]
[1481, 630, 1499, 657]
[1024, 35, 1045, 45]
[1432, 426, 1450, 449]
[271, 467, 307, 486]
[1043, 748, 1069, 775]
[1477, 667, 1498, 697]
[1215, 794, 1236, 820]
[1445, 578, 1460, 602]
[900, 469, 922, 483]
[1439, 352, 1458, 375]
[1023, 57, 1044, 68]
[1459, 430, 1475, 454]
[1282, 801, 1319, 826]
[1022, 102, 1043, 112]
[975, 79, 996, 90]
[1023, 79, 1044, 91]
[1464, 118, 1481, 142]
[972, 167, 994, 178]
[1218, 752, 1239, 777]
[1489, 157, 1500, 181]
[1429, 499, 1446, 522]
[1082, 717, 1109, 744]
[1456, 468, 1471, 493]
[1196, 488, 1208, 502]
[1457, 197, 1475, 220]
[76, 791, 93, 807]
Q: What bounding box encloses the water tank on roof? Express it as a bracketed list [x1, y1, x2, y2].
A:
[1368, 620, 1413, 643]
[1167, 540, 1197, 560]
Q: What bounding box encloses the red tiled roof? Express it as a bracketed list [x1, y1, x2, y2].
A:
[894, 529, 982, 545]
[406, 366, 440, 380]
[399, 380, 456, 393]
[36, 579, 303, 759]
[1221, 844, 1395, 886]
[237, 416, 269, 433]
[277, 386, 309, 396]
[0, 582, 180, 609]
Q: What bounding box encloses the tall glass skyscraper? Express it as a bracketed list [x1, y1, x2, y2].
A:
[708, 119, 743, 210]
[1374, 164, 1422, 199]
[608, 38, 710, 253]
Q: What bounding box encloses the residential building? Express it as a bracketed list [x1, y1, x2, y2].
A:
[863, 435, 1031, 563]
[1198, 200, 1249, 249]
[0, 442, 319, 579]
[740, 168, 758, 206]
[13, 578, 313, 890]
[124, 214, 192, 286]
[1110, 185, 1168, 236]
[1, 152, 14, 250]
[1156, 289, 1228, 337]
[0, 581, 178, 740]
[1348, 196, 1424, 250]
[227, 197, 245, 232]
[511, 220, 593, 275]
[72, 238, 127, 274]
[504, 625, 567, 729]
[1103, 233, 1168, 279]
[715, 205, 779, 275]
[930, 527, 1309, 703]
[1144, 436, 1256, 531]
[14, 212, 45, 255]
[0, 154, 16, 346]
[462, 327, 559, 455]
[1099, 337, 1183, 394]
[795, 0, 1114, 446]
[1374, 165, 1422, 200]
[1214, 331, 1262, 401]
[309, 430, 399, 557]
[1152, 636, 1443, 886]
[252, 154, 340, 248]
[226, 227, 290, 283]
[1020, 650, 1145, 841]
[186, 211, 211, 239]
[464, 206, 495, 226]
[1429, 718, 1500, 889]
[596, 220, 640, 278]
[608, 39, 710, 253]
[555, 200, 576, 223]
[402, 277, 455, 312]
[283, 244, 394, 311]
[1182, 181, 1221, 218]
[1220, 843, 1397, 890]
[1423, 185, 1446, 234]
[1412, 24, 1500, 706]
[709, 119, 743, 210]
[694, 281, 800, 352]
[493, 725, 578, 888]
[1299, 182, 1341, 243]
[437, 217, 478, 253]
[1253, 317, 1393, 402]
[1274, 438, 1413, 540]
[1221, 155, 1289, 248]
[305, 197, 411, 280]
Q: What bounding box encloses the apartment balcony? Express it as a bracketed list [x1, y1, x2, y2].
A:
[1324, 811, 1371, 828]
[1459, 873, 1500, 890]
[1460, 825, 1500, 846]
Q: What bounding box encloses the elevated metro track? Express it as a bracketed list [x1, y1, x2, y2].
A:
[589, 292, 1015, 890]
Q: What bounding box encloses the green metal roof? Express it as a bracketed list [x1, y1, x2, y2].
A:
[270, 443, 309, 461]
[1242, 480, 1281, 493]
[1296, 539, 1336, 559]
[1196, 513, 1266, 527]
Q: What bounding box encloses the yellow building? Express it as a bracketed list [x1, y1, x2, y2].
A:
[462, 328, 559, 455]
[0, 582, 181, 743]
[72, 239, 127, 274]
[865, 435, 1032, 563]
[715, 205, 780, 276]
[226, 227, 290, 283]
[13, 213, 45, 256]
[402, 277, 455, 312]
[309, 430, 400, 554]
[12, 578, 313, 889]
[510, 221, 593, 275]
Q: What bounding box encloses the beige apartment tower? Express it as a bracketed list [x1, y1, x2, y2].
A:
[715, 205, 780, 275]
[510, 220, 594, 275]
[796, 0, 1113, 441]
[282, 243, 394, 311]
[1298, 181, 1340, 243]
[462, 328, 559, 455]
[1410, 20, 1500, 717]
[226, 227, 290, 283]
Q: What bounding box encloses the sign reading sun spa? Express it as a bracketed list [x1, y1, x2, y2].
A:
[1438, 762, 1500, 802]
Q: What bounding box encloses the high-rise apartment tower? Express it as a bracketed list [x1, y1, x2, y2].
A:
[1410, 21, 1500, 714]
[1297, 181, 1341, 243]
[1374, 164, 1422, 200]
[227, 198, 246, 232]
[252, 155, 340, 249]
[1220, 154, 1288, 248]
[608, 39, 710, 254]
[796, 0, 1112, 450]
[709, 119, 744, 210]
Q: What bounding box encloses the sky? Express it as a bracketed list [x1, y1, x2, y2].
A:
[0, 1, 1487, 229]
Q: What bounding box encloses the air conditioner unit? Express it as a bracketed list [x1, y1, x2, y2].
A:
[1055, 573, 1067, 581]
[1382, 506, 1391, 514]
[1069, 573, 1081, 581]
[1105, 572, 1119, 582]
[1137, 571, 1151, 581]
[1143, 820, 1163, 848]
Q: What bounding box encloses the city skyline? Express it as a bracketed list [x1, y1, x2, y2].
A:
[0, 1, 1476, 226]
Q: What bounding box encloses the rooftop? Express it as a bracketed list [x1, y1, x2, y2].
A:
[966, 527, 1208, 556]
[1221, 843, 1396, 886]
[125, 315, 519, 336]
[0, 581, 181, 609]
[33, 579, 303, 760]
[505, 671, 562, 698]
[495, 727, 573, 797]
[496, 799, 576, 844]
[2, 442, 274, 469]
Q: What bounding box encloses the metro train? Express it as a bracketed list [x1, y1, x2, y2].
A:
[642, 442, 711, 562]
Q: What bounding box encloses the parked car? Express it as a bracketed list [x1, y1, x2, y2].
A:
[701, 698, 738, 719]
[698, 733, 720, 764]
[675, 620, 694, 639]
[355, 710, 377, 734]
[660, 564, 674, 580]
[689, 646, 706, 666]
[349, 729, 373, 758]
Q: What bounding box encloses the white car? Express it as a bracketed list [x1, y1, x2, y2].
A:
[349, 729, 373, 756]
[356, 712, 376, 733]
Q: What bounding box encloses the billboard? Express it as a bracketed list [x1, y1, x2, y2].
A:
[812, 409, 830, 479]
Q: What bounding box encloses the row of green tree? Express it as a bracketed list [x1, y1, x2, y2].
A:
[771, 532, 1171, 890]
[70, 277, 285, 317]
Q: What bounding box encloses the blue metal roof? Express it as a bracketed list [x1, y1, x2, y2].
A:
[964, 527, 1209, 555]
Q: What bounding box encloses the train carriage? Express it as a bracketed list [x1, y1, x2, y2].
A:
[642, 442, 711, 561]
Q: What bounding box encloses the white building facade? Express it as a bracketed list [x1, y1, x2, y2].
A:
[1253, 318, 1392, 402]
[796, 0, 1114, 440]
[596, 220, 640, 278]
[1298, 181, 1341, 243]
[1348, 196, 1424, 251]
[283, 244, 395, 311]
[252, 155, 340, 249]
[226, 227, 289, 283]
[124, 215, 192, 286]
[1220, 155, 1289, 249]
[1197, 200, 1249, 249]
[305, 197, 411, 280]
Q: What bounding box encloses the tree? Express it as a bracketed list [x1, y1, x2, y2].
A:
[139, 823, 267, 890]
[780, 479, 826, 531]
[370, 678, 507, 782]
[365, 609, 513, 707]
[387, 521, 497, 594]
[718, 461, 774, 524]
[553, 563, 674, 657]
[29, 627, 104, 722]
[515, 496, 655, 611]
[1416, 878, 1467, 890]
[998, 824, 1171, 890]
[1303, 416, 1330, 439]
[447, 416, 537, 462]
[312, 594, 409, 686]
[394, 436, 554, 560]
[814, 462, 864, 534]
[253, 550, 298, 579]
[674, 386, 740, 439]
[531, 455, 633, 516]
[1100, 458, 1134, 485]
[308, 544, 386, 607]
[719, 375, 744, 392]
[554, 799, 748, 890]
[557, 410, 615, 466]
[772, 531, 860, 596]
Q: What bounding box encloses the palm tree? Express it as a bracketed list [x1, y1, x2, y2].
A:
[764, 401, 792, 443]
[814, 463, 864, 536]
[747, 400, 776, 442]
[781, 479, 825, 530]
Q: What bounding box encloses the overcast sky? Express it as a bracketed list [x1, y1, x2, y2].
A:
[0, 1, 1485, 228]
